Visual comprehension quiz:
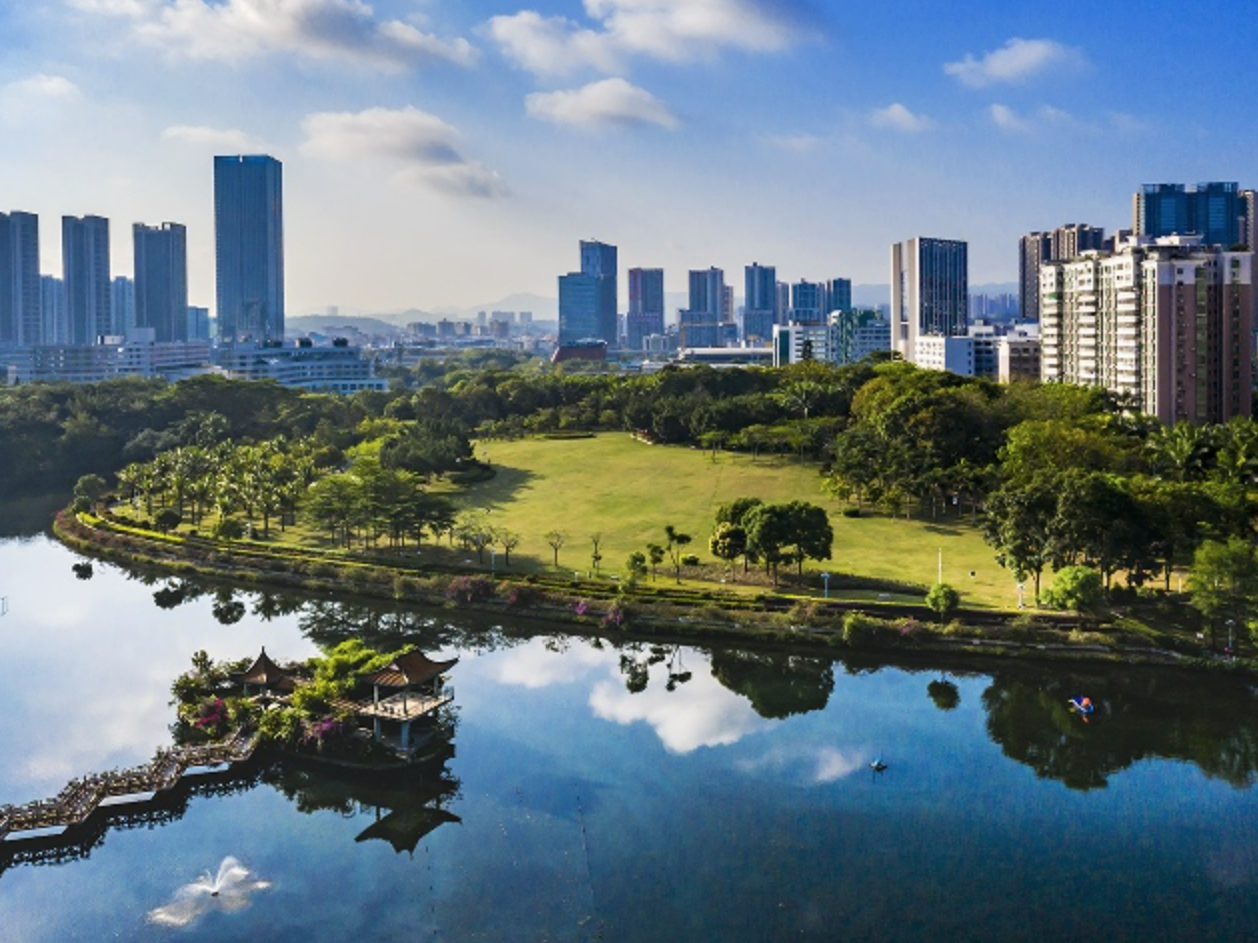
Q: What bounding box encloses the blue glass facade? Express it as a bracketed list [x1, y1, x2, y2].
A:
[559, 240, 617, 344]
[1137, 182, 1245, 246]
[214, 155, 284, 344]
[0, 212, 41, 346]
[62, 215, 111, 344]
[134, 223, 188, 343]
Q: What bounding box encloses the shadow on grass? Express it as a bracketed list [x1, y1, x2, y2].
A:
[459, 464, 537, 511]
[921, 524, 962, 536]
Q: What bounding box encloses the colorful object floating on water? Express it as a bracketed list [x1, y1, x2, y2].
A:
[870, 758, 887, 772]
[1068, 696, 1094, 722]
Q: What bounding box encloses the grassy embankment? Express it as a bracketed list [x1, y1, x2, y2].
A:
[462, 433, 1017, 609]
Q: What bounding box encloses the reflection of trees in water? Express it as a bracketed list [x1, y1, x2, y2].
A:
[927, 679, 960, 711]
[616, 643, 693, 694]
[708, 649, 834, 719]
[298, 598, 523, 655]
[982, 670, 1258, 791]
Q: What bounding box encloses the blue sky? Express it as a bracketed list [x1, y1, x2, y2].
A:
[1, 0, 1256, 315]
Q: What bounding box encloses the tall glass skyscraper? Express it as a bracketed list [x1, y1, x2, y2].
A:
[134, 223, 188, 343]
[0, 211, 41, 346]
[63, 215, 111, 345]
[890, 237, 968, 363]
[627, 267, 664, 350]
[214, 155, 284, 344]
[559, 239, 617, 345]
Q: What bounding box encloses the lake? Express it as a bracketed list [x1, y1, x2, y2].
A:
[1, 529, 1257, 941]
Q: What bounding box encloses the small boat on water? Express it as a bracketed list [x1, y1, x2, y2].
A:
[870, 759, 887, 772]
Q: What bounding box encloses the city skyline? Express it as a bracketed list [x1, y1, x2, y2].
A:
[2, 2, 1257, 314]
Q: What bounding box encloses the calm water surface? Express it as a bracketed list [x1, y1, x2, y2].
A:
[1, 533, 1257, 941]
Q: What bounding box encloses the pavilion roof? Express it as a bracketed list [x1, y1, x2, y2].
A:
[364, 651, 458, 689]
[239, 647, 292, 687]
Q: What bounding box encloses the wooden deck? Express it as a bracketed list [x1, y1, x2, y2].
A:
[0, 729, 260, 844]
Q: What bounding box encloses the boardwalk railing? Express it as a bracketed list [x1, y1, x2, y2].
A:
[0, 729, 260, 844]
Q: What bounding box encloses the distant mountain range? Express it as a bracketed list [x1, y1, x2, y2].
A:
[290, 282, 1021, 335]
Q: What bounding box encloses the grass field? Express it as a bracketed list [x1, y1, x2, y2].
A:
[462, 434, 1022, 609]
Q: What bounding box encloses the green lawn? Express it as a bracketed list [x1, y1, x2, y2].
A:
[463, 434, 1022, 609]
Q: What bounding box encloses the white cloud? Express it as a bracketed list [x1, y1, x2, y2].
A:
[161, 124, 263, 150]
[75, 0, 476, 70]
[944, 37, 1085, 88]
[0, 74, 83, 122]
[299, 106, 508, 198]
[869, 102, 933, 133]
[989, 103, 1029, 132]
[487, 0, 809, 76]
[3, 73, 81, 100]
[525, 78, 678, 130]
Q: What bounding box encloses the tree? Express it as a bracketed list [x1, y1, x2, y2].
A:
[154, 507, 182, 533]
[782, 500, 832, 576]
[925, 582, 960, 623]
[73, 473, 108, 513]
[624, 551, 648, 588]
[1187, 538, 1258, 651]
[646, 543, 665, 581]
[982, 477, 1058, 605]
[495, 528, 521, 567]
[590, 533, 604, 575]
[743, 504, 793, 586]
[1042, 566, 1105, 617]
[544, 529, 567, 568]
[663, 525, 692, 583]
[709, 522, 747, 580]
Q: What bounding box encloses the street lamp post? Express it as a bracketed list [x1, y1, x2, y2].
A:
[820, 572, 831, 599]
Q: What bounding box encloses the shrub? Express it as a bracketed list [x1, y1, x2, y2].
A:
[841, 507, 862, 518]
[445, 575, 496, 604]
[680, 553, 700, 567]
[841, 612, 898, 648]
[601, 600, 628, 629]
[504, 583, 544, 608]
[214, 518, 246, 541]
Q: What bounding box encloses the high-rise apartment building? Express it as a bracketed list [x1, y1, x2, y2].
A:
[680, 267, 725, 348]
[789, 281, 827, 323]
[187, 305, 211, 342]
[214, 155, 284, 344]
[0, 212, 41, 346]
[134, 223, 188, 343]
[559, 239, 618, 345]
[890, 237, 968, 363]
[111, 276, 135, 335]
[62, 215, 112, 345]
[1051, 223, 1106, 261]
[828, 278, 852, 313]
[743, 263, 777, 342]
[40, 276, 67, 345]
[1040, 235, 1252, 425]
[1135, 182, 1247, 247]
[1020, 226, 1106, 322]
[627, 267, 664, 350]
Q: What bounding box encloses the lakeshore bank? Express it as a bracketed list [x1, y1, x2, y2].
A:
[52, 508, 1244, 674]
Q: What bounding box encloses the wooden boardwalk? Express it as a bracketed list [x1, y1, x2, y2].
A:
[0, 730, 260, 844]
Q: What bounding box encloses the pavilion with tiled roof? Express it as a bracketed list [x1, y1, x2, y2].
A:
[237, 647, 297, 697]
[355, 651, 458, 753]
